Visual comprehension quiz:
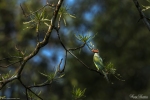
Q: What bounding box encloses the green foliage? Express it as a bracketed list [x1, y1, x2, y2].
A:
[0, 70, 11, 81]
[39, 67, 65, 81]
[27, 90, 41, 100]
[58, 6, 76, 26]
[142, 5, 150, 11]
[15, 46, 27, 58]
[105, 62, 116, 75]
[23, 8, 51, 32]
[105, 62, 125, 81]
[75, 32, 97, 43]
[142, 0, 150, 11]
[0, 96, 6, 99]
[72, 86, 86, 100]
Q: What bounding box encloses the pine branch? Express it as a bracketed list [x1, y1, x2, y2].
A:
[133, 0, 150, 31]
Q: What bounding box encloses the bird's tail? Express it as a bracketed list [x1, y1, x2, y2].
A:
[102, 70, 109, 83]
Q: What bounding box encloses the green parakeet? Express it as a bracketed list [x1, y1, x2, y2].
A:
[92, 49, 109, 82]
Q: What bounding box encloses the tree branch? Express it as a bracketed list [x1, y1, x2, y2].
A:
[0, 75, 17, 90]
[28, 80, 52, 88]
[133, 0, 150, 31]
[68, 43, 86, 51]
[19, 78, 43, 100]
[0, 60, 22, 68]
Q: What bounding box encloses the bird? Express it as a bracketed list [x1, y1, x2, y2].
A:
[92, 49, 109, 82]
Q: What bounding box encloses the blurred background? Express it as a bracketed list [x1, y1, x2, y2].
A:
[0, 0, 150, 100]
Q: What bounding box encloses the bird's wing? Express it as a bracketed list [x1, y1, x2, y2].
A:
[93, 55, 104, 70]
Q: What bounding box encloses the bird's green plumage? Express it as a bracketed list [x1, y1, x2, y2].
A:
[93, 53, 104, 70]
[93, 53, 109, 82]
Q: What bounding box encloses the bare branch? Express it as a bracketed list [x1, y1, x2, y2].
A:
[58, 58, 63, 72]
[20, 3, 55, 17]
[20, 4, 27, 17]
[61, 51, 67, 72]
[28, 80, 52, 88]
[0, 56, 22, 62]
[133, 0, 150, 31]
[19, 79, 43, 100]
[68, 43, 86, 51]
[0, 76, 17, 90]
[0, 60, 21, 68]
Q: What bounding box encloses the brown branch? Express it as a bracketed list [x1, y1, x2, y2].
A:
[25, 88, 28, 100]
[0, 56, 22, 61]
[20, 4, 27, 17]
[58, 58, 63, 72]
[18, 79, 43, 100]
[58, 14, 62, 29]
[68, 43, 86, 51]
[133, 0, 150, 31]
[0, 76, 17, 90]
[61, 51, 67, 72]
[0, 60, 22, 68]
[28, 80, 52, 88]
[20, 3, 55, 17]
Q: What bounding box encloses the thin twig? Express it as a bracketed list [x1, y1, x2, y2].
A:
[61, 51, 67, 72]
[20, 4, 27, 17]
[28, 80, 52, 88]
[25, 88, 28, 100]
[19, 79, 43, 100]
[20, 3, 55, 17]
[0, 60, 22, 68]
[0, 56, 22, 61]
[86, 43, 93, 51]
[0, 76, 17, 90]
[58, 58, 63, 72]
[133, 0, 150, 31]
[68, 43, 86, 51]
